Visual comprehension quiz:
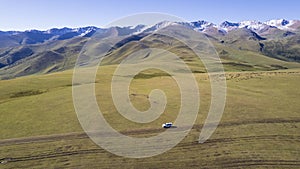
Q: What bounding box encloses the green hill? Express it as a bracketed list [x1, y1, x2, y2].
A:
[1, 25, 300, 80]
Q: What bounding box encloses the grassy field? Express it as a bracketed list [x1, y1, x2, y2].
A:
[0, 66, 299, 168]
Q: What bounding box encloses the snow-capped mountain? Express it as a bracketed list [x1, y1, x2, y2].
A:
[3, 19, 299, 35]
[190, 20, 216, 31]
[139, 21, 179, 33]
[41, 26, 99, 36]
[1, 18, 299, 79]
[218, 19, 300, 33]
[138, 19, 299, 35]
[0, 19, 299, 49]
[264, 19, 290, 29]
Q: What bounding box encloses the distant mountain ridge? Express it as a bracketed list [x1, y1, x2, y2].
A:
[2, 19, 299, 33]
[0, 18, 300, 79]
[1, 19, 299, 48]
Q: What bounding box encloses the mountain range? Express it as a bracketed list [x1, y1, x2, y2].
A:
[0, 19, 299, 79]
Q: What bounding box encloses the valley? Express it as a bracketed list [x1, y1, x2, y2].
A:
[0, 18, 300, 168]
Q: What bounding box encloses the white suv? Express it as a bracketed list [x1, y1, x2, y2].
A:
[162, 122, 173, 128]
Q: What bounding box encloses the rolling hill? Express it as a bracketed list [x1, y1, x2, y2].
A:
[0, 19, 300, 80]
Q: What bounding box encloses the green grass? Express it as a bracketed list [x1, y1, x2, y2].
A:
[0, 70, 83, 139]
[0, 66, 299, 168]
[214, 42, 300, 71]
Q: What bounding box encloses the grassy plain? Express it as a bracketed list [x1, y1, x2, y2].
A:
[0, 65, 299, 168]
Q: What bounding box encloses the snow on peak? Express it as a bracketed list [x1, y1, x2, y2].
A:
[220, 21, 239, 28]
[240, 20, 261, 27]
[153, 21, 179, 29]
[264, 19, 289, 27]
[190, 20, 215, 31]
[139, 21, 179, 33]
[263, 19, 293, 30]
[218, 21, 239, 32]
[215, 19, 298, 33]
[238, 20, 269, 31]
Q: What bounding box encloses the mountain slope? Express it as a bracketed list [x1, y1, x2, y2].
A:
[0, 19, 300, 79]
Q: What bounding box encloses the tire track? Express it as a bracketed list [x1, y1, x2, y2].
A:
[0, 148, 104, 164]
[1, 134, 299, 164]
[220, 159, 300, 168]
[203, 134, 300, 144]
[0, 118, 299, 146]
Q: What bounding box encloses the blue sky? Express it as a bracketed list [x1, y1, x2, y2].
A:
[0, 0, 299, 31]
